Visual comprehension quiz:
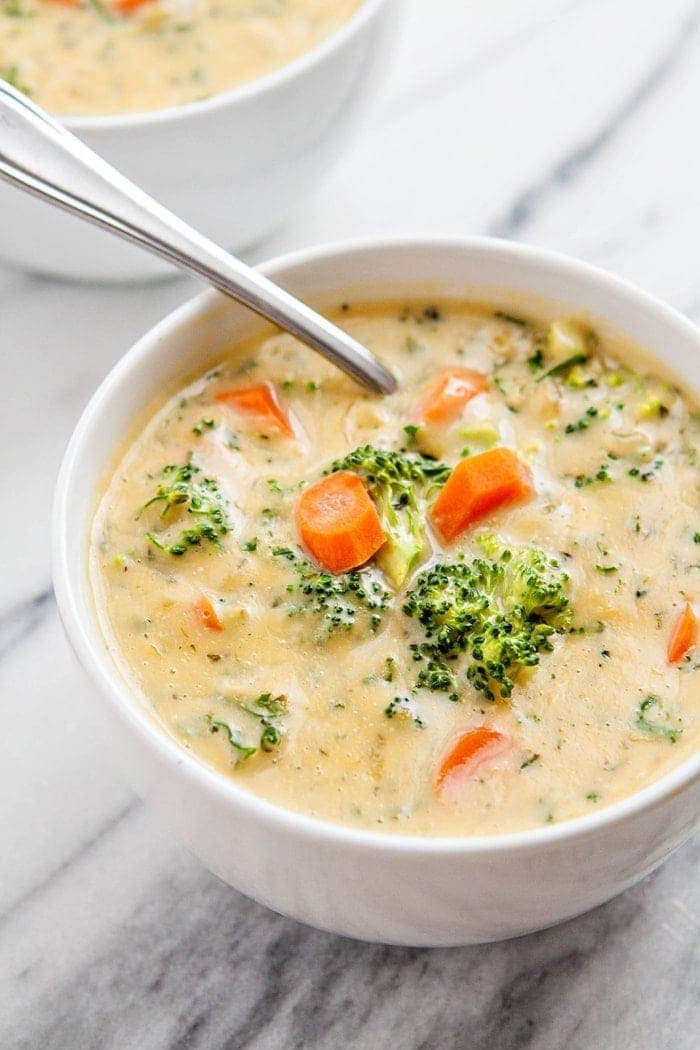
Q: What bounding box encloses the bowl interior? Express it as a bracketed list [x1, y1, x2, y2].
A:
[54, 237, 700, 850]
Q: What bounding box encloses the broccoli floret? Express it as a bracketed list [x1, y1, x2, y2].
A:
[404, 545, 572, 701]
[329, 445, 450, 587]
[416, 658, 456, 694]
[272, 546, 391, 635]
[137, 462, 229, 556]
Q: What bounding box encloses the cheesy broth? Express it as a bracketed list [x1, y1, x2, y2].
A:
[0, 0, 363, 116]
[91, 301, 700, 836]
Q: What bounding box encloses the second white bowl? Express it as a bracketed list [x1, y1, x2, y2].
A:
[0, 0, 399, 281]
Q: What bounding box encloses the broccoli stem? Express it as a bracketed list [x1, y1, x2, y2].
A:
[329, 445, 450, 588]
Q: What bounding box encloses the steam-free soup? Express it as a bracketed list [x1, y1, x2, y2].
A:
[0, 0, 363, 116]
[91, 301, 699, 836]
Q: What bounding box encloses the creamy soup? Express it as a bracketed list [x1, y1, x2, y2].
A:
[0, 0, 363, 116]
[90, 301, 700, 836]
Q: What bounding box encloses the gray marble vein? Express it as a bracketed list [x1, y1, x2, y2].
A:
[0, 798, 138, 927]
[0, 585, 53, 661]
[489, 1, 699, 238]
[2, 833, 698, 1050]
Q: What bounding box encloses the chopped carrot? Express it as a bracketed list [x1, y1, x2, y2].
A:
[296, 471, 385, 574]
[215, 382, 293, 438]
[194, 594, 224, 632]
[436, 728, 510, 787]
[431, 447, 533, 544]
[113, 0, 154, 11]
[667, 602, 698, 664]
[416, 368, 487, 424]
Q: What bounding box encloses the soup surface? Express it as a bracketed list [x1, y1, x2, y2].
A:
[91, 300, 700, 836]
[0, 0, 363, 116]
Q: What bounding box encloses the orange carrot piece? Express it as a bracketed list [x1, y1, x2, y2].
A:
[667, 602, 698, 664]
[431, 447, 533, 544]
[215, 382, 293, 438]
[436, 728, 510, 786]
[113, 0, 154, 11]
[296, 471, 385, 574]
[194, 594, 224, 632]
[416, 368, 487, 424]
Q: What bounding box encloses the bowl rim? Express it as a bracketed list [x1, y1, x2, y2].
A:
[53, 233, 700, 857]
[61, 0, 391, 133]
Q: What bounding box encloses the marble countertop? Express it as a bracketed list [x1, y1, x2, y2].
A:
[1, 0, 699, 1046]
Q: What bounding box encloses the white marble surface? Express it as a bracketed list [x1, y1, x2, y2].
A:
[1, 0, 699, 1046]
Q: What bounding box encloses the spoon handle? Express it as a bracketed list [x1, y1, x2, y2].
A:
[0, 81, 396, 395]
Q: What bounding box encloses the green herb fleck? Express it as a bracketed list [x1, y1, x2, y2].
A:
[527, 347, 545, 371]
[494, 310, 529, 327]
[88, 0, 116, 21]
[2, 0, 34, 18]
[565, 406, 599, 434]
[206, 692, 287, 762]
[634, 695, 682, 743]
[205, 716, 256, 763]
[1, 64, 31, 95]
[536, 352, 588, 383]
[192, 417, 215, 436]
[384, 696, 425, 728]
[574, 464, 612, 488]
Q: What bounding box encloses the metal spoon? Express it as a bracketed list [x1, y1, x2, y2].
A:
[0, 80, 396, 395]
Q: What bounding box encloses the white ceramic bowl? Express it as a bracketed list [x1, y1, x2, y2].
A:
[0, 0, 399, 282]
[53, 237, 700, 945]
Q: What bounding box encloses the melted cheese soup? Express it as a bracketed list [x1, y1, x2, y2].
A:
[91, 301, 700, 836]
[0, 0, 363, 116]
